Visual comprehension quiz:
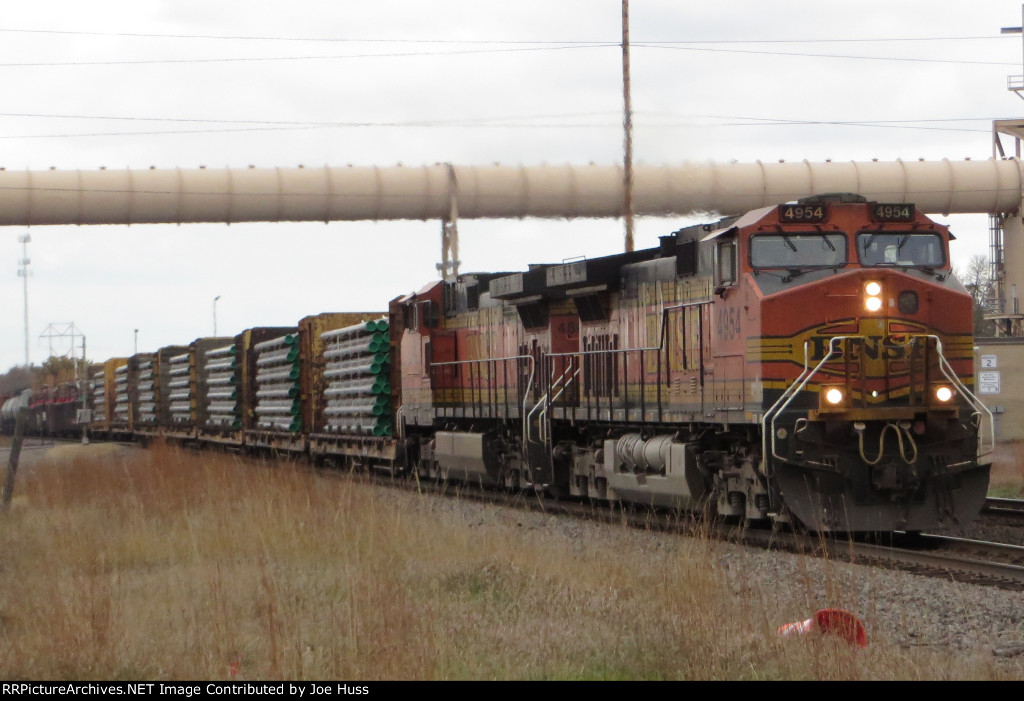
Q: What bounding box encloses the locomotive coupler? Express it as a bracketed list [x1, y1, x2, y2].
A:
[869, 458, 920, 495]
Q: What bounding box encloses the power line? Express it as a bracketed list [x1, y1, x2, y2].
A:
[701, 115, 1003, 124]
[0, 41, 1008, 69]
[706, 115, 996, 133]
[638, 43, 1017, 66]
[0, 110, 618, 125]
[0, 43, 616, 68]
[714, 120, 989, 134]
[636, 36, 1013, 45]
[0, 108, 1005, 127]
[0, 117, 628, 140]
[0, 26, 1011, 44]
[0, 114, 1002, 140]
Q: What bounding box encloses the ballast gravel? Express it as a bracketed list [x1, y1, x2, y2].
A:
[394, 485, 1024, 665]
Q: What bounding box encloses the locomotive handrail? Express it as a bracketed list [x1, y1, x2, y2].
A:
[531, 360, 581, 446]
[524, 374, 555, 447]
[547, 343, 663, 429]
[524, 360, 573, 447]
[547, 345, 662, 357]
[760, 339, 811, 470]
[540, 299, 710, 426]
[532, 339, 670, 446]
[429, 353, 535, 450]
[762, 334, 994, 468]
[922, 335, 995, 460]
[764, 336, 855, 467]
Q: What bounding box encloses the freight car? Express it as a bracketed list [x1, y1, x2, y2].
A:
[2, 378, 81, 439]
[10, 194, 992, 533]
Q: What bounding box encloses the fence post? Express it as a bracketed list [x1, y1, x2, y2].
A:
[2, 403, 29, 512]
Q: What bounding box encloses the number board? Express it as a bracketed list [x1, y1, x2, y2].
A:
[779, 204, 827, 223]
[870, 203, 915, 222]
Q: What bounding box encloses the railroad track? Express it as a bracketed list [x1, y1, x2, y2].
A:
[982, 497, 1024, 520]
[413, 474, 1024, 591]
[0, 437, 139, 453]
[380, 472, 1024, 592]
[886, 533, 1024, 590]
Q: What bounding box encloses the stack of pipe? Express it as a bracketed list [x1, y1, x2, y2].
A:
[168, 352, 191, 424]
[321, 318, 392, 436]
[113, 364, 129, 423]
[136, 360, 156, 424]
[90, 368, 107, 421]
[254, 334, 301, 433]
[204, 344, 240, 430]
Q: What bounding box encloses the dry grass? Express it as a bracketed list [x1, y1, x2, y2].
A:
[0, 441, 1018, 680]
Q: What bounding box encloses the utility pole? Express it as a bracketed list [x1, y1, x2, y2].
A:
[17, 233, 30, 366]
[621, 0, 635, 253]
[80, 334, 88, 445]
[1003, 4, 1024, 100]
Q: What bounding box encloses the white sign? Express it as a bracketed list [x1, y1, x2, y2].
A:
[979, 371, 1000, 394]
[981, 354, 997, 369]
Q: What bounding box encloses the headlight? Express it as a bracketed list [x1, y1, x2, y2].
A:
[819, 386, 847, 412]
[934, 385, 954, 403]
[864, 281, 883, 312]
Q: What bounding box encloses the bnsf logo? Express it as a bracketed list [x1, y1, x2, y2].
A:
[807, 335, 907, 362]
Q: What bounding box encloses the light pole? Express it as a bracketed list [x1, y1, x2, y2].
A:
[17, 233, 30, 366]
[134, 328, 139, 355]
[213, 295, 221, 336]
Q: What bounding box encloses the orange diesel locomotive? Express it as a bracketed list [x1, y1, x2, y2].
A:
[395, 194, 991, 531]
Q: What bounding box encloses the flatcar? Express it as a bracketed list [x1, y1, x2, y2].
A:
[10, 193, 992, 533]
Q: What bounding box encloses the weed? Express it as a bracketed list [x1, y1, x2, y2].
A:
[0, 441, 1017, 680]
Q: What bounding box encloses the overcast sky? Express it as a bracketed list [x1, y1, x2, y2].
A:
[2, 1, 1024, 370]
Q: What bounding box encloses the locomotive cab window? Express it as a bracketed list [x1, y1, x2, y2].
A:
[857, 232, 945, 268]
[403, 303, 419, 330]
[403, 300, 439, 331]
[750, 233, 847, 269]
[714, 239, 738, 287]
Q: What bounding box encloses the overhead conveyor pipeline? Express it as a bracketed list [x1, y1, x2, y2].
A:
[0, 159, 1022, 226]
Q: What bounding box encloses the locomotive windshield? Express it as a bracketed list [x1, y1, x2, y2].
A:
[857, 231, 944, 267]
[749, 233, 847, 269]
